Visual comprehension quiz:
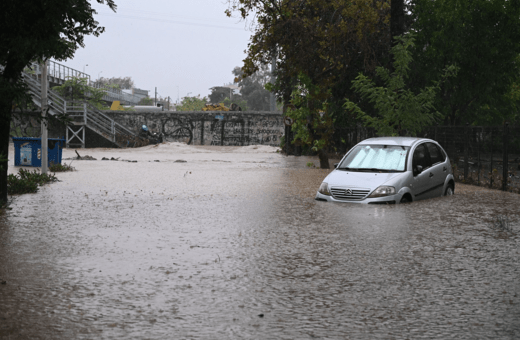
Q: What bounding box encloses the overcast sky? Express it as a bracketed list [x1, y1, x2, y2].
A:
[59, 0, 252, 102]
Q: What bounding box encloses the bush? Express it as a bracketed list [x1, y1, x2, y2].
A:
[7, 169, 58, 195]
[49, 162, 75, 172]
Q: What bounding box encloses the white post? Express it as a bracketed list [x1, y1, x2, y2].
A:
[41, 59, 49, 174]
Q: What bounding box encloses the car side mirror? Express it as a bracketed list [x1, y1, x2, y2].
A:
[334, 163, 338, 168]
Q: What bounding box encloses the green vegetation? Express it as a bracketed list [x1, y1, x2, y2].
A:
[0, 0, 116, 202]
[176, 96, 208, 111]
[7, 169, 58, 195]
[49, 162, 75, 172]
[227, 0, 520, 165]
[53, 76, 110, 110]
[344, 34, 457, 136]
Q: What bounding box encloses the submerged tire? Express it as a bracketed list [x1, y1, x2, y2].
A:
[400, 195, 411, 204]
[445, 185, 454, 196]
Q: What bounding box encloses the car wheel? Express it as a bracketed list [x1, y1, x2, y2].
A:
[445, 185, 454, 196]
[400, 195, 411, 203]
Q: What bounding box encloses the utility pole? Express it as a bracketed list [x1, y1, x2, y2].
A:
[270, 48, 277, 112]
[41, 59, 48, 174]
[167, 96, 170, 110]
[155, 87, 157, 106]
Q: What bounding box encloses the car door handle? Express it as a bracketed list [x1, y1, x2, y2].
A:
[429, 172, 434, 178]
[443, 167, 447, 171]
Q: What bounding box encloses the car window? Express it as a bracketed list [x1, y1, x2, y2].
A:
[412, 144, 431, 175]
[339, 145, 409, 171]
[426, 143, 446, 165]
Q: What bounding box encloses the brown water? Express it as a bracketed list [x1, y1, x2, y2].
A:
[1, 143, 519, 339]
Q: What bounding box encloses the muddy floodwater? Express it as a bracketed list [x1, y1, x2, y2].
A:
[1, 143, 519, 339]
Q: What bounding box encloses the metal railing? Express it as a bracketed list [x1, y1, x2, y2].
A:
[328, 125, 520, 193]
[19, 69, 137, 148]
[31, 60, 91, 84]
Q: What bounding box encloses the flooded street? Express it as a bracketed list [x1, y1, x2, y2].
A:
[1, 143, 519, 339]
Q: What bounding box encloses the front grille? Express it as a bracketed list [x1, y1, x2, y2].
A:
[330, 187, 370, 200]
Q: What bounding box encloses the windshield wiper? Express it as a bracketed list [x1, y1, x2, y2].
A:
[357, 168, 394, 172]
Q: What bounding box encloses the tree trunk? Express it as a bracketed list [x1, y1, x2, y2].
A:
[390, 0, 405, 42]
[318, 148, 329, 169]
[0, 102, 12, 204]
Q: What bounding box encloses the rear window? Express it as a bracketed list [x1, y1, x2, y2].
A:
[338, 145, 410, 171]
[426, 143, 446, 165]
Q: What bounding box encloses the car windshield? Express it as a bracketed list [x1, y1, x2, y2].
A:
[338, 145, 409, 172]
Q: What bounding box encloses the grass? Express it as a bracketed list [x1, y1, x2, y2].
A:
[7, 169, 58, 195]
[49, 162, 75, 172]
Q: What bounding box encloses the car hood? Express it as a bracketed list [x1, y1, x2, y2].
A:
[324, 170, 406, 191]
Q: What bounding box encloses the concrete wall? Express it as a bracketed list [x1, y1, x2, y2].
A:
[10, 112, 65, 139]
[10, 111, 285, 147]
[105, 111, 284, 147]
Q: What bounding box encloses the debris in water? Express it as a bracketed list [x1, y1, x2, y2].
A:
[74, 150, 96, 160]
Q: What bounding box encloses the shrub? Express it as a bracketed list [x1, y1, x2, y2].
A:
[7, 169, 58, 195]
[49, 162, 75, 172]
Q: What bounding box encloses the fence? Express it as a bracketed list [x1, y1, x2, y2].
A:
[329, 124, 520, 193]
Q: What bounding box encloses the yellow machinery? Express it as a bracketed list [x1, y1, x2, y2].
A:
[202, 103, 229, 111]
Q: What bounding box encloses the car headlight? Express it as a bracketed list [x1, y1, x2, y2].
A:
[368, 186, 396, 198]
[318, 182, 331, 196]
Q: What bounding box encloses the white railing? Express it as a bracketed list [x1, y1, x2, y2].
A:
[31, 60, 91, 84]
[91, 83, 143, 105]
[19, 68, 137, 148]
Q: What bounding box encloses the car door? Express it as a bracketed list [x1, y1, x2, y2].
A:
[426, 142, 449, 197]
[411, 143, 434, 200]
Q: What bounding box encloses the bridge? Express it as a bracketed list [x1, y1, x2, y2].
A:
[6, 63, 139, 149]
[32, 61, 143, 105]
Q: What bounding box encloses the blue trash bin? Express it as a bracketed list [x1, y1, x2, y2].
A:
[12, 137, 65, 167]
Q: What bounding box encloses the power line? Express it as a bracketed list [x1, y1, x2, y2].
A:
[108, 8, 239, 25]
[97, 12, 247, 31]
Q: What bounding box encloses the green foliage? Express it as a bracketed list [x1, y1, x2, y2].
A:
[226, 0, 391, 113]
[138, 96, 154, 106]
[7, 169, 58, 195]
[49, 162, 75, 172]
[285, 73, 334, 167]
[344, 34, 457, 136]
[53, 76, 109, 110]
[221, 97, 247, 111]
[233, 66, 271, 111]
[176, 96, 208, 111]
[410, 0, 520, 125]
[0, 0, 116, 202]
[95, 76, 134, 90]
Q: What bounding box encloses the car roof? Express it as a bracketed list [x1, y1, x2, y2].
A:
[357, 137, 433, 147]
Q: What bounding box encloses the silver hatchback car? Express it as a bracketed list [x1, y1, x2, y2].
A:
[315, 137, 455, 204]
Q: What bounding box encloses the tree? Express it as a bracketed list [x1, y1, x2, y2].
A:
[409, 0, 520, 125]
[0, 0, 117, 203]
[95, 76, 134, 90]
[226, 0, 392, 167]
[233, 66, 271, 111]
[176, 96, 208, 111]
[53, 76, 110, 110]
[285, 73, 334, 168]
[138, 96, 154, 106]
[344, 34, 457, 136]
[209, 86, 236, 104]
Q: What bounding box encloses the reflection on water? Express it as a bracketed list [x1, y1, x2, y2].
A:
[1, 144, 519, 339]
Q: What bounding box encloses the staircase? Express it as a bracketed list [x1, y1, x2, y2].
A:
[22, 72, 137, 148]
